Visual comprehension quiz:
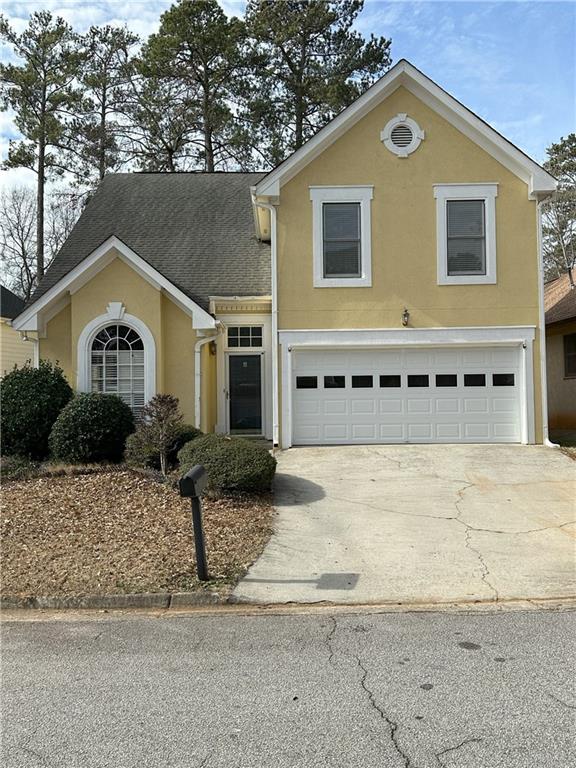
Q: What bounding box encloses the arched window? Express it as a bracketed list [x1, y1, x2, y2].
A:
[90, 324, 145, 412]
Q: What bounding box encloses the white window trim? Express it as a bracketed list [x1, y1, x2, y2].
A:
[434, 183, 498, 285]
[77, 302, 156, 404]
[309, 186, 373, 288]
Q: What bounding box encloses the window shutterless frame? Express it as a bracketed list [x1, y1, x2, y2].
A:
[434, 183, 498, 285]
[310, 186, 373, 288]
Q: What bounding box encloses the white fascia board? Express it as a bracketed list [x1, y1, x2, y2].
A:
[279, 326, 537, 348]
[13, 236, 215, 331]
[255, 60, 556, 199]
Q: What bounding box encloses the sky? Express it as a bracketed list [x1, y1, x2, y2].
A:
[0, 0, 574, 191]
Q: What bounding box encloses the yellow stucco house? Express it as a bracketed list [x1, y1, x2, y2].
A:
[13, 61, 557, 448]
[1, 286, 33, 375]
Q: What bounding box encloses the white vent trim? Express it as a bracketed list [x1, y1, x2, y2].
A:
[381, 113, 425, 158]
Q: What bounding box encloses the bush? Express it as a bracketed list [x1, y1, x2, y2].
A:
[0, 360, 73, 459]
[125, 422, 202, 472]
[0, 454, 41, 482]
[178, 434, 276, 496]
[49, 393, 135, 463]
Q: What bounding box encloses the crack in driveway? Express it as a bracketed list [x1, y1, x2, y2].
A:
[435, 737, 482, 766]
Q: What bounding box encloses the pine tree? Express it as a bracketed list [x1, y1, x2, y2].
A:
[0, 12, 84, 278]
[543, 134, 576, 283]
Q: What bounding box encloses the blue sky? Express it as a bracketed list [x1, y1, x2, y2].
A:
[1, 0, 574, 190]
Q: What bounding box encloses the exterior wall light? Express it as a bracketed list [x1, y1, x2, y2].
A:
[402, 308, 410, 327]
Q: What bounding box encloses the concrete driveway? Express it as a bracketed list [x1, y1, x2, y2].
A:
[234, 445, 576, 605]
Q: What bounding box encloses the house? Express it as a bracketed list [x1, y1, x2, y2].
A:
[13, 60, 557, 448]
[544, 272, 576, 431]
[0, 285, 33, 375]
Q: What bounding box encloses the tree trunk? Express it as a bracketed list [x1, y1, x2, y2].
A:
[294, 88, 304, 149]
[36, 134, 45, 280]
[99, 87, 107, 181]
[203, 90, 215, 172]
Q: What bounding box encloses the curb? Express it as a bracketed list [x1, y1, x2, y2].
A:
[1, 590, 226, 611]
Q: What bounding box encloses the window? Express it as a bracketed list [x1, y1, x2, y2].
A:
[464, 374, 486, 387]
[436, 374, 457, 387]
[91, 324, 145, 413]
[493, 373, 515, 386]
[408, 375, 429, 387]
[380, 375, 401, 388]
[228, 326, 262, 348]
[447, 200, 485, 275]
[352, 375, 373, 388]
[324, 375, 345, 388]
[296, 376, 317, 389]
[310, 186, 373, 287]
[434, 184, 497, 285]
[564, 334, 576, 377]
[323, 203, 361, 277]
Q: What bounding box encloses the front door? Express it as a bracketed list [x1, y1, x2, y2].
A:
[228, 354, 262, 435]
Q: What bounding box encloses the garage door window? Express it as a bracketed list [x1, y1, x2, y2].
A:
[493, 373, 515, 386]
[324, 375, 345, 388]
[408, 374, 429, 387]
[464, 374, 486, 386]
[436, 374, 457, 387]
[380, 375, 401, 387]
[296, 376, 317, 389]
[352, 375, 373, 388]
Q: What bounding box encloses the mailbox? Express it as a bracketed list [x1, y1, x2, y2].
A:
[179, 465, 208, 499]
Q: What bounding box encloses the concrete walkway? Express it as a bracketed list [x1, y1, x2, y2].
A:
[234, 445, 576, 605]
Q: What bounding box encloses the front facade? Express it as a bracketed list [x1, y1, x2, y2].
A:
[14, 61, 556, 448]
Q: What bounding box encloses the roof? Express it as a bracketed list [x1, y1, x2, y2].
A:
[0, 285, 25, 319]
[255, 59, 557, 200]
[27, 172, 271, 312]
[544, 272, 576, 325]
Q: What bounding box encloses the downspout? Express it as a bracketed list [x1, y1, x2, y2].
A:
[194, 333, 217, 431]
[252, 193, 279, 447]
[20, 331, 40, 367]
[536, 197, 558, 448]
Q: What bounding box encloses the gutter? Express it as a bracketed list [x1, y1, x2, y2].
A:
[251, 191, 279, 447]
[536, 198, 558, 448]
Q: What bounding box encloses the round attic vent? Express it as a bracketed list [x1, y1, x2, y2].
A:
[381, 113, 425, 158]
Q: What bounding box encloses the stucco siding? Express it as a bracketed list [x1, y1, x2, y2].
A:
[39, 303, 73, 382]
[547, 321, 576, 429]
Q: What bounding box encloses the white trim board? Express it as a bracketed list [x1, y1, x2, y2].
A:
[278, 326, 537, 448]
[13, 236, 216, 332]
[255, 60, 556, 200]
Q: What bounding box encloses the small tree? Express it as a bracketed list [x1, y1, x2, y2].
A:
[132, 394, 184, 476]
[543, 133, 576, 283]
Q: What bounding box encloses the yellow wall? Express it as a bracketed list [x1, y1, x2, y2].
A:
[546, 320, 576, 429]
[0, 320, 34, 374]
[276, 85, 543, 440]
[38, 255, 202, 426]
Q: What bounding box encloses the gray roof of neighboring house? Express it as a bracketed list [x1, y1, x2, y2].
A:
[1, 285, 25, 319]
[544, 272, 576, 325]
[26, 172, 271, 312]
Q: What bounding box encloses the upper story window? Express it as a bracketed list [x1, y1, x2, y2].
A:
[564, 333, 576, 378]
[310, 186, 373, 288]
[434, 183, 498, 285]
[227, 325, 262, 348]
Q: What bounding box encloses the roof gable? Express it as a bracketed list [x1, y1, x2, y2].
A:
[255, 60, 556, 200]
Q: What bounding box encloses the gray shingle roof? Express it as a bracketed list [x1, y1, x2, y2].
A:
[1, 285, 25, 319]
[27, 172, 271, 312]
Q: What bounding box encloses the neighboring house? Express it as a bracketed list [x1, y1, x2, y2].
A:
[544, 272, 576, 430]
[13, 60, 557, 447]
[0, 286, 34, 375]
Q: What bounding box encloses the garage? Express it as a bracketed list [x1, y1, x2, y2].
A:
[291, 346, 523, 445]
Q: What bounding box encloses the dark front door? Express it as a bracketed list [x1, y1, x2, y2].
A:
[229, 354, 262, 434]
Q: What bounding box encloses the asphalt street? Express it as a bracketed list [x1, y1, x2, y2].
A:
[2, 607, 575, 767]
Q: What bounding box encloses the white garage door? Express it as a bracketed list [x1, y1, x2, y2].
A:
[292, 347, 522, 444]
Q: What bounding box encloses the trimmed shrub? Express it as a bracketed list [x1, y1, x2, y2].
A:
[125, 422, 202, 472]
[49, 393, 135, 463]
[0, 360, 73, 459]
[177, 434, 276, 496]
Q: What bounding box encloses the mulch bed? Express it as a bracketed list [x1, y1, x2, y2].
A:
[1, 471, 273, 598]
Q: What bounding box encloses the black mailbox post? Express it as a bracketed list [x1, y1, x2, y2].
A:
[179, 465, 209, 581]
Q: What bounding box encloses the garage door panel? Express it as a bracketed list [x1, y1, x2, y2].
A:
[292, 346, 522, 444]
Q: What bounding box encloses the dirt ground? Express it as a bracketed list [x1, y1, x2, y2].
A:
[1, 471, 273, 598]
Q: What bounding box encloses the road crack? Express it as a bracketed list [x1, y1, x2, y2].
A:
[435, 737, 482, 766]
[355, 655, 413, 767]
[325, 616, 338, 667]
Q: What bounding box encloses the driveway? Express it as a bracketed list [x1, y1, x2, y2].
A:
[234, 445, 576, 605]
